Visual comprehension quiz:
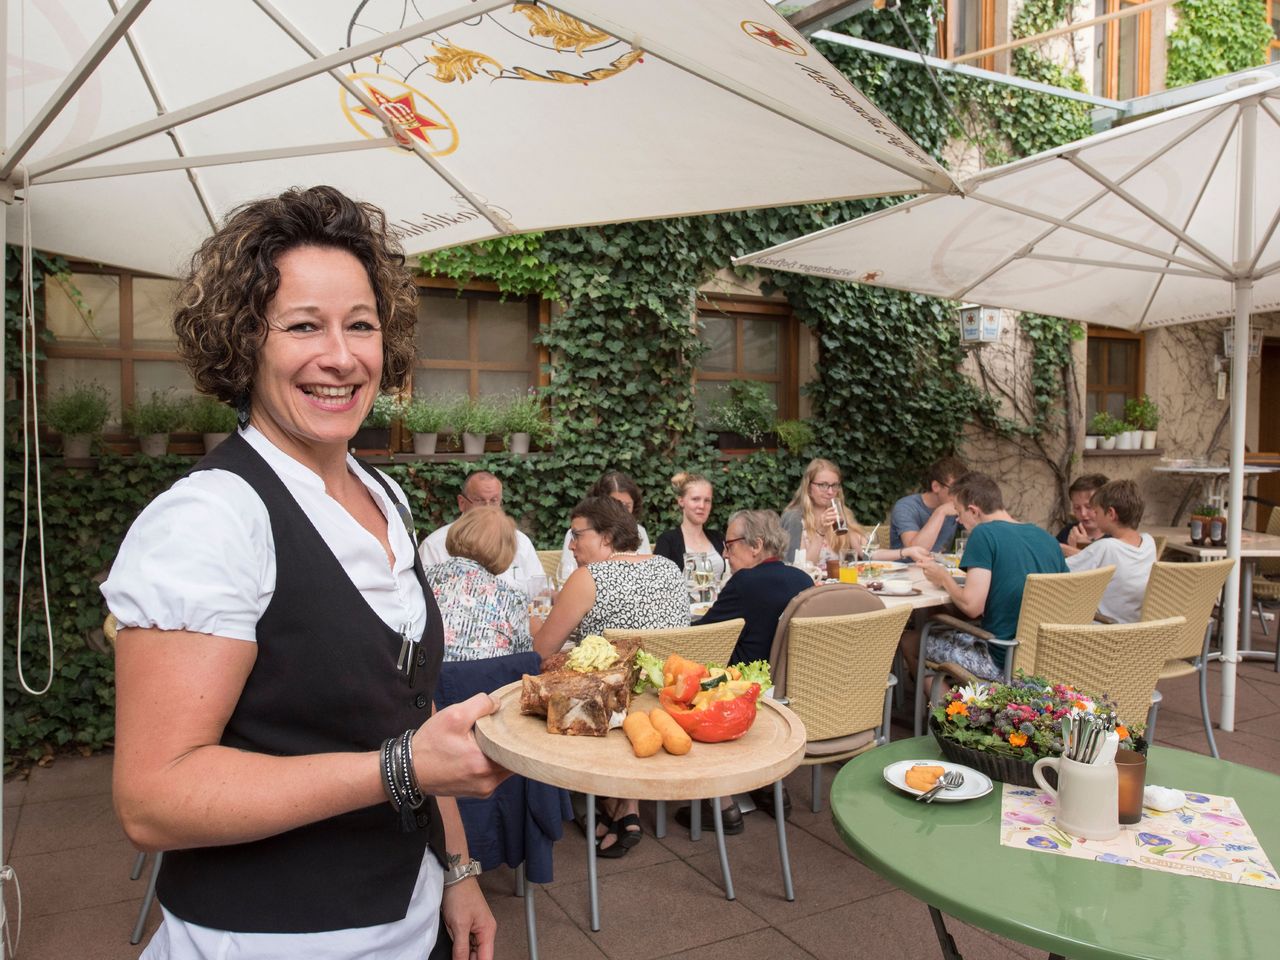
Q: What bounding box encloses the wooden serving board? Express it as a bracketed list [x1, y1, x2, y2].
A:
[474, 683, 806, 801]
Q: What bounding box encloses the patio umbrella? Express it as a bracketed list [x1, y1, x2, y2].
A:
[2, 0, 956, 277]
[734, 72, 1280, 731]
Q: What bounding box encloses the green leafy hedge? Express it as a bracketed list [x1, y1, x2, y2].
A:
[1167, 0, 1272, 88]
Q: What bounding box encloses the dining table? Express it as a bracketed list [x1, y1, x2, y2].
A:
[830, 737, 1280, 960]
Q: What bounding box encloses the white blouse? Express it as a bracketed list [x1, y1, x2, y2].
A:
[100, 426, 440, 960]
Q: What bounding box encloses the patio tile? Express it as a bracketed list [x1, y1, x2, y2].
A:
[653, 927, 819, 960]
[542, 810, 678, 888]
[10, 791, 123, 857]
[3, 806, 18, 863]
[682, 819, 894, 924]
[779, 889, 1039, 960]
[15, 897, 151, 960]
[1163, 727, 1280, 776]
[6, 838, 143, 918]
[24, 753, 114, 803]
[544, 859, 767, 960]
[3, 774, 29, 807]
[479, 870, 607, 960]
[1232, 711, 1280, 743]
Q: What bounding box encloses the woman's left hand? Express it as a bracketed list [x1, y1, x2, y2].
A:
[442, 877, 496, 960]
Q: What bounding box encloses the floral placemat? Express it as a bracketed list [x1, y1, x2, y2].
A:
[999, 783, 1280, 890]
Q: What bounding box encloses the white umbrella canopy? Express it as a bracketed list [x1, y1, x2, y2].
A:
[736, 72, 1280, 730]
[3, 0, 956, 278]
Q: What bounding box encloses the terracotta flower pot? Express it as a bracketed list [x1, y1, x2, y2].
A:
[138, 433, 169, 457]
[61, 433, 92, 459]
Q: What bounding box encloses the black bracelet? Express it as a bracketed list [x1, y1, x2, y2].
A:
[380, 736, 403, 811]
[399, 730, 425, 810]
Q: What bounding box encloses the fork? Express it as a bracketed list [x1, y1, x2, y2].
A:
[916, 770, 965, 803]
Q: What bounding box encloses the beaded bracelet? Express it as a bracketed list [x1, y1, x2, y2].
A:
[399, 730, 425, 810]
[380, 735, 404, 811]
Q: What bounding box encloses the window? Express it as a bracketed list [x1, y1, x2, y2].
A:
[1094, 0, 1151, 99]
[1085, 330, 1143, 420]
[412, 281, 544, 400]
[694, 296, 796, 421]
[938, 0, 996, 71]
[1269, 0, 1280, 63]
[42, 267, 188, 422]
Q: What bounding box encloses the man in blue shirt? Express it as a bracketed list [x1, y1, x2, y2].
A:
[890, 456, 967, 553]
[919, 472, 1067, 679]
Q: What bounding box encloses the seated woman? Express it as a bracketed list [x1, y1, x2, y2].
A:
[535, 496, 689, 857]
[557, 470, 651, 578]
[782, 458, 932, 567]
[426, 506, 559, 662]
[654, 472, 725, 582]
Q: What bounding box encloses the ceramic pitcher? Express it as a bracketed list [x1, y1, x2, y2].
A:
[1032, 755, 1119, 841]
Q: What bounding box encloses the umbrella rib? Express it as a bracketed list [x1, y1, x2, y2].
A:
[1019, 252, 1218, 280]
[0, 0, 152, 181]
[732, 194, 942, 265]
[111, 1, 216, 233]
[1245, 101, 1280, 274]
[27, 0, 511, 180]
[250, 0, 512, 235]
[1064, 154, 1235, 277]
[32, 139, 398, 184]
[969, 191, 1230, 277]
[553, 2, 958, 195]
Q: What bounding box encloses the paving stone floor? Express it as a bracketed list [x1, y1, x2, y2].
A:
[3, 628, 1277, 959]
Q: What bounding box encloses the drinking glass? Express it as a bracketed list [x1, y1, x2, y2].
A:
[1115, 750, 1147, 825]
[838, 550, 860, 584]
[953, 534, 968, 560]
[525, 574, 552, 618]
[689, 552, 716, 603]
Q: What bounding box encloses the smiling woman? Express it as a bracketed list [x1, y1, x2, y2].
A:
[103, 186, 505, 960]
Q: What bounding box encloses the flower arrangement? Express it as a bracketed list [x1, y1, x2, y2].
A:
[932, 674, 1144, 765]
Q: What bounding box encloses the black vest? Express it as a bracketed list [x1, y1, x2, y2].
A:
[156, 432, 448, 933]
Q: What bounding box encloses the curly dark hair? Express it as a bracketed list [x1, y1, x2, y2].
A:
[173, 185, 418, 405]
[570, 496, 641, 553]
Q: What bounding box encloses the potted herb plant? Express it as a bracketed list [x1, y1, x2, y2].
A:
[46, 381, 112, 459]
[185, 396, 238, 453]
[500, 391, 553, 455]
[458, 397, 500, 455]
[1091, 412, 1122, 450]
[126, 391, 186, 456]
[706, 379, 777, 450]
[1125, 394, 1160, 449]
[352, 393, 397, 453]
[774, 419, 814, 455]
[1084, 411, 1107, 451]
[402, 395, 450, 455]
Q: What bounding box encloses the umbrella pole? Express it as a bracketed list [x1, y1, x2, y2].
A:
[1220, 97, 1259, 734]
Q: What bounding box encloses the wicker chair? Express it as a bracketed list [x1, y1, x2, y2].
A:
[1251, 504, 1280, 638]
[1141, 559, 1235, 757]
[914, 566, 1115, 735]
[536, 549, 561, 580]
[1151, 534, 1168, 561]
[603, 619, 745, 665]
[769, 583, 886, 697]
[1035, 617, 1187, 729]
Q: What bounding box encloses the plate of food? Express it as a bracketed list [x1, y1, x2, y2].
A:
[853, 561, 909, 579]
[474, 637, 805, 801]
[865, 581, 922, 597]
[882, 760, 993, 802]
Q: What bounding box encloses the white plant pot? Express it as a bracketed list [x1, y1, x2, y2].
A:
[507, 432, 531, 455]
[413, 432, 438, 455]
[462, 432, 486, 455]
[138, 433, 169, 457]
[1101, 436, 1117, 450]
[203, 432, 231, 453]
[1116, 432, 1132, 450]
[1084, 435, 1098, 450]
[1142, 430, 1157, 449]
[61, 433, 92, 458]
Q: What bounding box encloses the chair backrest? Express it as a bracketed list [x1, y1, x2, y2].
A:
[1013, 566, 1115, 673]
[536, 549, 561, 579]
[1261, 508, 1280, 578]
[1035, 617, 1186, 727]
[782, 606, 913, 741]
[768, 583, 884, 695]
[1151, 534, 1167, 561]
[1140, 559, 1235, 661]
[603, 619, 745, 665]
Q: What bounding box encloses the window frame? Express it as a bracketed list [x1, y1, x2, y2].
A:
[938, 0, 997, 71]
[693, 294, 799, 421]
[1269, 0, 1280, 63]
[1085, 327, 1145, 422]
[1096, 0, 1152, 100]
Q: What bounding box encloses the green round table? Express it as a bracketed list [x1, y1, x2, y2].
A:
[830, 737, 1280, 960]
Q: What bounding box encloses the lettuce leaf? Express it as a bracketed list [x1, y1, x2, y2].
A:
[733, 660, 772, 690]
[633, 649, 665, 694]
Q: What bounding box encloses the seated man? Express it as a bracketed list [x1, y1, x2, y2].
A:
[920, 473, 1067, 680]
[1066, 479, 1156, 623]
[1058, 473, 1109, 557]
[890, 456, 967, 554]
[419, 470, 542, 590]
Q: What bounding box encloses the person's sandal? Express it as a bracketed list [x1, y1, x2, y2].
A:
[596, 813, 642, 858]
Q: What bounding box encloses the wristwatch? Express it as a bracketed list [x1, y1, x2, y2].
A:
[443, 857, 482, 887]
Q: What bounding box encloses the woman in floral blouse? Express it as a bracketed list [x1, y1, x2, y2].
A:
[426, 507, 555, 661]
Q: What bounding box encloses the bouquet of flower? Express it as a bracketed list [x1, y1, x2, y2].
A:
[931, 674, 1144, 765]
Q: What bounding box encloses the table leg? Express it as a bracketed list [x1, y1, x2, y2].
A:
[928, 905, 964, 960]
[586, 793, 600, 931]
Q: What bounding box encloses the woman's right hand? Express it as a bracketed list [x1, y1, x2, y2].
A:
[411, 694, 510, 798]
[820, 504, 840, 533]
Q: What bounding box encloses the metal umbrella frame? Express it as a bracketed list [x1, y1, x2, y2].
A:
[736, 71, 1280, 731]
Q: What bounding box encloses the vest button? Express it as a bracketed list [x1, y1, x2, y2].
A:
[415, 811, 429, 828]
[416, 651, 427, 667]
[415, 693, 428, 709]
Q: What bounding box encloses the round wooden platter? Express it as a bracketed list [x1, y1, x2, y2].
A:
[475, 683, 806, 801]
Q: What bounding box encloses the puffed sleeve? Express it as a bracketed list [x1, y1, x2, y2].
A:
[100, 470, 274, 643]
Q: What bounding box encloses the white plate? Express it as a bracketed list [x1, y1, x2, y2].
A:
[882, 760, 994, 802]
[854, 561, 909, 576]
